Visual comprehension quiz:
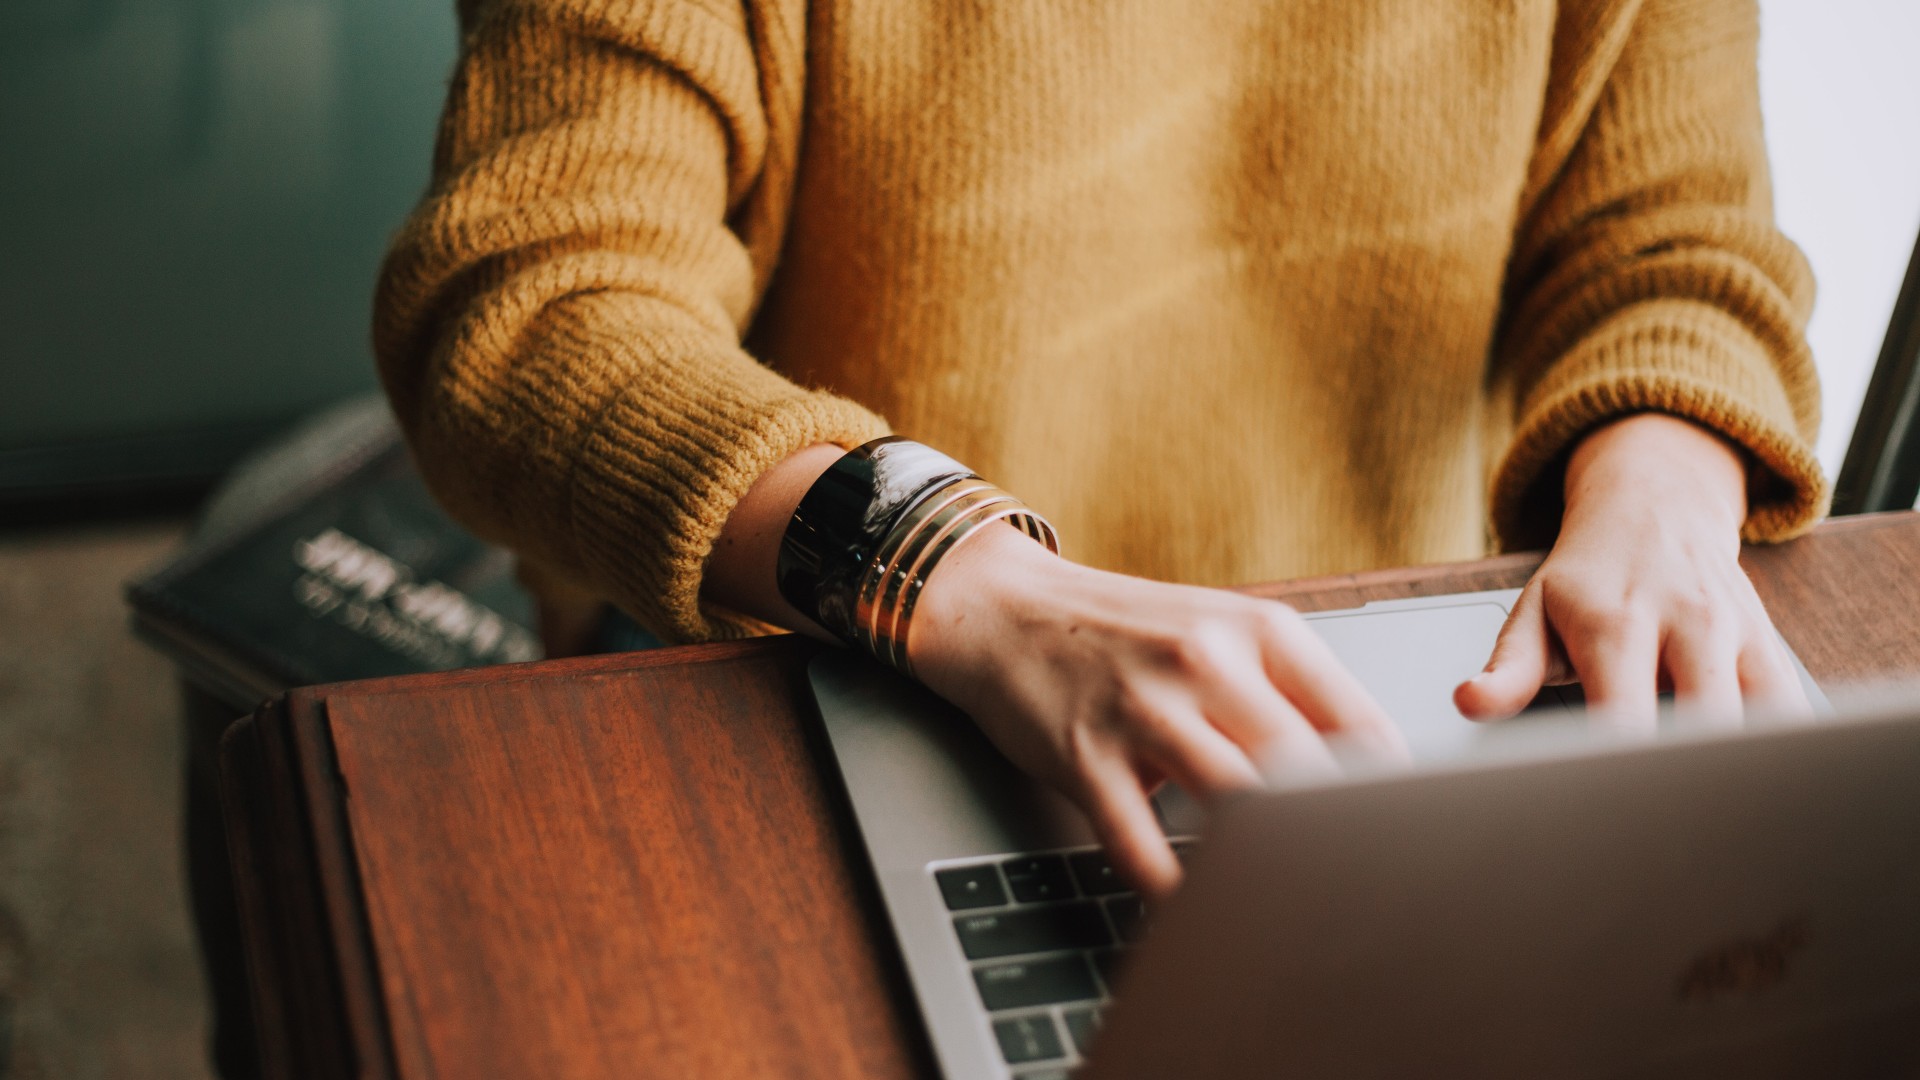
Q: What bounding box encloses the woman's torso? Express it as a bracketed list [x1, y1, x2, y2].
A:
[747, 0, 1560, 585]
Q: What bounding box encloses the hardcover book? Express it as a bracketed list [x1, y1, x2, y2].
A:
[127, 423, 541, 711]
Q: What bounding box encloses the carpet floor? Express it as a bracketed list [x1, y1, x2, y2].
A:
[0, 519, 211, 1080]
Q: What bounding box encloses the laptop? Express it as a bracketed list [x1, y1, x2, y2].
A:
[806, 589, 1920, 1078]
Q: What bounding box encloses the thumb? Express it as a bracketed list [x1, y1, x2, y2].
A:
[1455, 584, 1553, 722]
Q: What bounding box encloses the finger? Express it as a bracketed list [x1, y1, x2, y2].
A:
[1256, 611, 1411, 762]
[1076, 757, 1182, 900]
[1131, 760, 1168, 794]
[1662, 623, 1744, 730]
[1192, 655, 1379, 777]
[1738, 631, 1813, 720]
[1456, 583, 1565, 722]
[1563, 612, 1661, 734]
[1133, 711, 1266, 799]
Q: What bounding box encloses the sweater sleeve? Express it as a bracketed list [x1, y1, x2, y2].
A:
[372, 0, 889, 642]
[1487, 0, 1827, 551]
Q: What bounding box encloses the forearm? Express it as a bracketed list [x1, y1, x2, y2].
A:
[701, 443, 847, 638]
[376, 2, 889, 642]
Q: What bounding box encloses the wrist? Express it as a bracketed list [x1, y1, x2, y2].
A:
[769, 437, 1060, 670]
[705, 442, 847, 636]
[1564, 413, 1747, 533]
[910, 519, 1064, 673]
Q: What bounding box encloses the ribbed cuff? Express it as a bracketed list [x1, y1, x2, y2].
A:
[561, 314, 891, 642]
[1492, 305, 1829, 551]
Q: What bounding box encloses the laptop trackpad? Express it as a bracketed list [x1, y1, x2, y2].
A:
[1154, 597, 1551, 834]
[1305, 599, 1566, 762]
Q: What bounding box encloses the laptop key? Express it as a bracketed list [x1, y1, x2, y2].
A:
[1062, 1006, 1101, 1056]
[1001, 855, 1075, 903]
[935, 864, 1009, 910]
[1068, 850, 1128, 896]
[955, 901, 1112, 960]
[973, 955, 1100, 1010]
[993, 1013, 1065, 1064]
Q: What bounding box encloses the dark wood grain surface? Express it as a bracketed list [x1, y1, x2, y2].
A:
[224, 512, 1920, 1079]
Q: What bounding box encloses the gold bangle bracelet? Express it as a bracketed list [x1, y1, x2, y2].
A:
[853, 479, 998, 656]
[850, 476, 1056, 674]
[890, 503, 1056, 676]
[874, 489, 1024, 668]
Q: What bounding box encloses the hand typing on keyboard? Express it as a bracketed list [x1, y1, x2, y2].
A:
[1454, 414, 1810, 730]
[908, 524, 1410, 900]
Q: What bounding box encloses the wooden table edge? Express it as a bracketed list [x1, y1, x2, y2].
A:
[222, 694, 399, 1079]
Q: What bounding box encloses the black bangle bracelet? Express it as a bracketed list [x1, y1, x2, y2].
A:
[776, 437, 976, 642]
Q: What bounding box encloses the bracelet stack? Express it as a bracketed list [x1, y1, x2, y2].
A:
[777, 438, 1058, 675]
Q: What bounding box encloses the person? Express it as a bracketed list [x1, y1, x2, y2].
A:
[373, 0, 1825, 901]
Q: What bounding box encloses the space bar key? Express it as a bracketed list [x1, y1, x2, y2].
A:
[973, 955, 1100, 1011]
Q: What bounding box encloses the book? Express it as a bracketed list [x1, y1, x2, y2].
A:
[127, 421, 542, 711]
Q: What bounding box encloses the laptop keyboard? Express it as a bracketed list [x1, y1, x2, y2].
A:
[933, 841, 1194, 1077]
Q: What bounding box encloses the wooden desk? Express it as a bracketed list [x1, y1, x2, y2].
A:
[222, 512, 1920, 1079]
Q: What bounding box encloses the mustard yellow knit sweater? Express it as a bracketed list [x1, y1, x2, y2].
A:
[374, 0, 1825, 643]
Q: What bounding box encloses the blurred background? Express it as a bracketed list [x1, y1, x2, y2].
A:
[0, 1, 1916, 1077]
[0, 0, 456, 1076]
[0, 0, 454, 517]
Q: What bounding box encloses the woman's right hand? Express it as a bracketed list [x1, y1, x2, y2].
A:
[909, 523, 1409, 901]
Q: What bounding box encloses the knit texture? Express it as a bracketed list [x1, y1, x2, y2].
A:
[375, 0, 1825, 643]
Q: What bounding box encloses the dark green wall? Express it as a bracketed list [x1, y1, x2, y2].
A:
[0, 0, 457, 499]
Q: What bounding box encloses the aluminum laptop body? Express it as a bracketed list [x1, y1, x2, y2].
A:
[1085, 687, 1920, 1079]
[806, 589, 1897, 1079]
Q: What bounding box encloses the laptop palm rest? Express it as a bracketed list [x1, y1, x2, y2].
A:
[810, 656, 1101, 859]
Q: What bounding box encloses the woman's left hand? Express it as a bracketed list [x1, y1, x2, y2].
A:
[1454, 413, 1809, 730]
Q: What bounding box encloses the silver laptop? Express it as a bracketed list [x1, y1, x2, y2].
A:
[807, 589, 1919, 1078]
